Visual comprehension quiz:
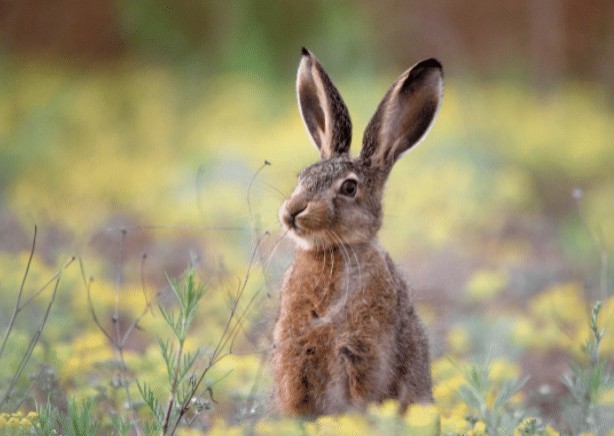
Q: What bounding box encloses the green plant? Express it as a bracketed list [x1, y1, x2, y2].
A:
[34, 400, 60, 436]
[136, 264, 258, 435]
[458, 362, 529, 435]
[562, 301, 613, 435]
[35, 398, 99, 436]
[138, 270, 205, 433]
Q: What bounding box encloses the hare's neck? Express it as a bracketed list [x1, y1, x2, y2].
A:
[293, 242, 376, 286]
[296, 242, 372, 265]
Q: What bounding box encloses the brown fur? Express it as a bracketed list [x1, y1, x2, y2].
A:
[272, 49, 443, 416]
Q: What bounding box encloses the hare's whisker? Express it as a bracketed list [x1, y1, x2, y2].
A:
[262, 229, 290, 273]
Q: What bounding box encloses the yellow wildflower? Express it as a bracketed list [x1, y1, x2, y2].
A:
[544, 425, 560, 436]
[447, 325, 470, 354]
[441, 415, 470, 434]
[207, 418, 244, 436]
[471, 420, 487, 435]
[433, 374, 465, 405]
[466, 269, 508, 301]
[176, 428, 205, 436]
[488, 358, 520, 382]
[405, 403, 440, 434]
[511, 316, 536, 347]
[253, 418, 303, 435]
[367, 399, 400, 420]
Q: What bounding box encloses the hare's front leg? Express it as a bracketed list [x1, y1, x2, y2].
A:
[273, 321, 335, 415]
[336, 335, 388, 407]
[336, 290, 397, 407]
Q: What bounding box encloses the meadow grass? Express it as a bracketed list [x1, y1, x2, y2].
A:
[0, 61, 612, 434]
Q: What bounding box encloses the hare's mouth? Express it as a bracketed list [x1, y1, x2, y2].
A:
[287, 228, 332, 250]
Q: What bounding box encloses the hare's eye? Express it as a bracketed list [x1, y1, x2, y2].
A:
[339, 179, 357, 197]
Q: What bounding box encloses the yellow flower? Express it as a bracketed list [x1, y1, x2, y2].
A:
[441, 415, 470, 434]
[448, 402, 470, 420]
[253, 418, 303, 435]
[433, 374, 465, 405]
[303, 421, 318, 436]
[466, 270, 508, 301]
[314, 415, 340, 435]
[60, 330, 114, 383]
[432, 358, 461, 381]
[368, 399, 400, 420]
[471, 420, 487, 435]
[405, 404, 440, 434]
[511, 316, 536, 347]
[544, 425, 560, 436]
[306, 413, 372, 436]
[599, 387, 614, 405]
[176, 428, 205, 436]
[207, 418, 244, 436]
[488, 358, 520, 382]
[529, 282, 587, 327]
[447, 325, 470, 354]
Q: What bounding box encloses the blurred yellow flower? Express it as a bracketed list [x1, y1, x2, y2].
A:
[488, 358, 520, 382]
[447, 325, 470, 354]
[367, 399, 399, 420]
[176, 428, 205, 436]
[59, 330, 114, 383]
[207, 418, 244, 436]
[441, 415, 470, 434]
[465, 269, 508, 301]
[254, 418, 303, 435]
[405, 403, 440, 434]
[470, 420, 487, 435]
[529, 282, 587, 326]
[545, 426, 560, 436]
[433, 374, 465, 405]
[599, 387, 614, 405]
[511, 316, 536, 347]
[432, 357, 461, 381]
[305, 414, 371, 436]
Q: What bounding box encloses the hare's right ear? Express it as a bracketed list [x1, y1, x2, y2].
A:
[296, 47, 352, 159]
[360, 58, 443, 171]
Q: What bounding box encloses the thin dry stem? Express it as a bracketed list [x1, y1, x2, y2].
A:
[80, 258, 115, 346]
[1, 266, 61, 407]
[0, 225, 37, 361]
[113, 229, 127, 351]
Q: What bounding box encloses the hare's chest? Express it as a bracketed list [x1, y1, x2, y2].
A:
[283, 262, 377, 330]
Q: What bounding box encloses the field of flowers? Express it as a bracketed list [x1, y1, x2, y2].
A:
[0, 59, 613, 434]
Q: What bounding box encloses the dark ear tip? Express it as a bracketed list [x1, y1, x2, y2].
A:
[411, 58, 444, 79]
[301, 47, 310, 56]
[418, 58, 442, 70]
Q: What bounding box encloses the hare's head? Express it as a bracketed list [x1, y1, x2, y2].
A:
[280, 48, 443, 250]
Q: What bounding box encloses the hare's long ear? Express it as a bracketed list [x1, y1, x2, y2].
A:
[360, 58, 443, 170]
[296, 47, 352, 159]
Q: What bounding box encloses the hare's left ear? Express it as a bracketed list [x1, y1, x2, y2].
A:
[360, 58, 443, 170]
[296, 47, 352, 159]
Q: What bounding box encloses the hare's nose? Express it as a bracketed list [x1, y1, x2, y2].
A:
[283, 203, 307, 228]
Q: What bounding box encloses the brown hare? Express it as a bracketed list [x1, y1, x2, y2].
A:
[272, 47, 443, 416]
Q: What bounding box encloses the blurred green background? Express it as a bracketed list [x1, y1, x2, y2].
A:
[0, 0, 613, 432]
